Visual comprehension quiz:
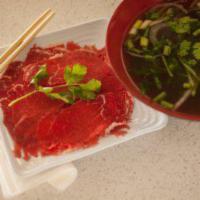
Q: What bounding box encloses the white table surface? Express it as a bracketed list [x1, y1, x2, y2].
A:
[0, 1, 200, 200]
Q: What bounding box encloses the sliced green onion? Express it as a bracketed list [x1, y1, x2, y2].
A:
[133, 20, 143, 29]
[183, 83, 192, 89]
[163, 45, 171, 56]
[144, 55, 155, 61]
[153, 91, 167, 102]
[129, 20, 143, 35]
[140, 37, 149, 47]
[161, 100, 174, 109]
[193, 29, 200, 36]
[126, 39, 134, 50]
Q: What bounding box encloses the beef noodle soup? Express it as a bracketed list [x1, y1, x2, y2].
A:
[123, 0, 200, 115]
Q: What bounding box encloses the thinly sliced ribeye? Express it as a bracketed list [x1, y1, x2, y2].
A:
[36, 91, 132, 156]
[5, 92, 64, 159]
[0, 42, 133, 160]
[24, 44, 67, 65]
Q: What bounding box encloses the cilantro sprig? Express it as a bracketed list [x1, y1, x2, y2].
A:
[8, 64, 102, 107]
[178, 40, 191, 57]
[30, 65, 48, 88]
[169, 16, 197, 34]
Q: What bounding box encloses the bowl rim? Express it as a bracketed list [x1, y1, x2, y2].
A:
[106, 0, 200, 121]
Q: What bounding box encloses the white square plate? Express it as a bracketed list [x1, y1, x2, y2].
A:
[0, 19, 168, 177]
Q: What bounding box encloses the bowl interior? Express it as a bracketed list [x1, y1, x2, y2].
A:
[106, 0, 200, 121]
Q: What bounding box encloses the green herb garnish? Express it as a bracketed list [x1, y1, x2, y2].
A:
[169, 16, 196, 34]
[163, 45, 171, 56]
[178, 40, 191, 57]
[193, 42, 200, 60]
[30, 65, 48, 88]
[140, 37, 149, 47]
[9, 64, 102, 107]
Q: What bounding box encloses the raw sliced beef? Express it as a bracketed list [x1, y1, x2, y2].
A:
[37, 91, 132, 156]
[0, 42, 133, 160]
[6, 92, 64, 159]
[24, 44, 67, 65]
[19, 49, 124, 93]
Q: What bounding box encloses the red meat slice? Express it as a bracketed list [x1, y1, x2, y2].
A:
[24, 44, 67, 65]
[45, 50, 124, 93]
[0, 42, 133, 160]
[5, 92, 64, 159]
[66, 41, 81, 51]
[0, 61, 22, 102]
[36, 91, 133, 156]
[17, 44, 116, 90]
[5, 43, 109, 90]
[19, 44, 68, 85]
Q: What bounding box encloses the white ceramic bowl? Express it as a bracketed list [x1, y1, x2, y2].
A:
[0, 18, 168, 197]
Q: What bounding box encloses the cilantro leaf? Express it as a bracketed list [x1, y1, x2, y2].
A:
[80, 79, 101, 92]
[69, 86, 82, 100]
[9, 64, 102, 107]
[79, 79, 102, 100]
[169, 17, 196, 34]
[64, 66, 72, 82]
[31, 65, 48, 88]
[193, 42, 200, 60]
[168, 57, 179, 72]
[80, 90, 97, 100]
[178, 40, 191, 57]
[64, 64, 87, 85]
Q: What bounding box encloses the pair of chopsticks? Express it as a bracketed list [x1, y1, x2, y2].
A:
[0, 8, 55, 75]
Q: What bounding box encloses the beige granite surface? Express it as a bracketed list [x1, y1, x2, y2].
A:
[0, 0, 200, 200]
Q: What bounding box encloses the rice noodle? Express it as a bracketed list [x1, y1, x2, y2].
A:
[174, 90, 192, 110]
[149, 22, 168, 43]
[151, 2, 188, 14]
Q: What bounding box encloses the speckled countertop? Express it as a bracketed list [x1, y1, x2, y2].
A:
[0, 1, 200, 200]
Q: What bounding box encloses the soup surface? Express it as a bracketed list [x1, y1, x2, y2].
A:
[123, 0, 200, 115]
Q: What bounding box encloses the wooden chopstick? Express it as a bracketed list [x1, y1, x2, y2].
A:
[0, 9, 55, 75]
[0, 9, 52, 64]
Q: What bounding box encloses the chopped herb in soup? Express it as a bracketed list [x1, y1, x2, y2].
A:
[123, 1, 200, 115]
